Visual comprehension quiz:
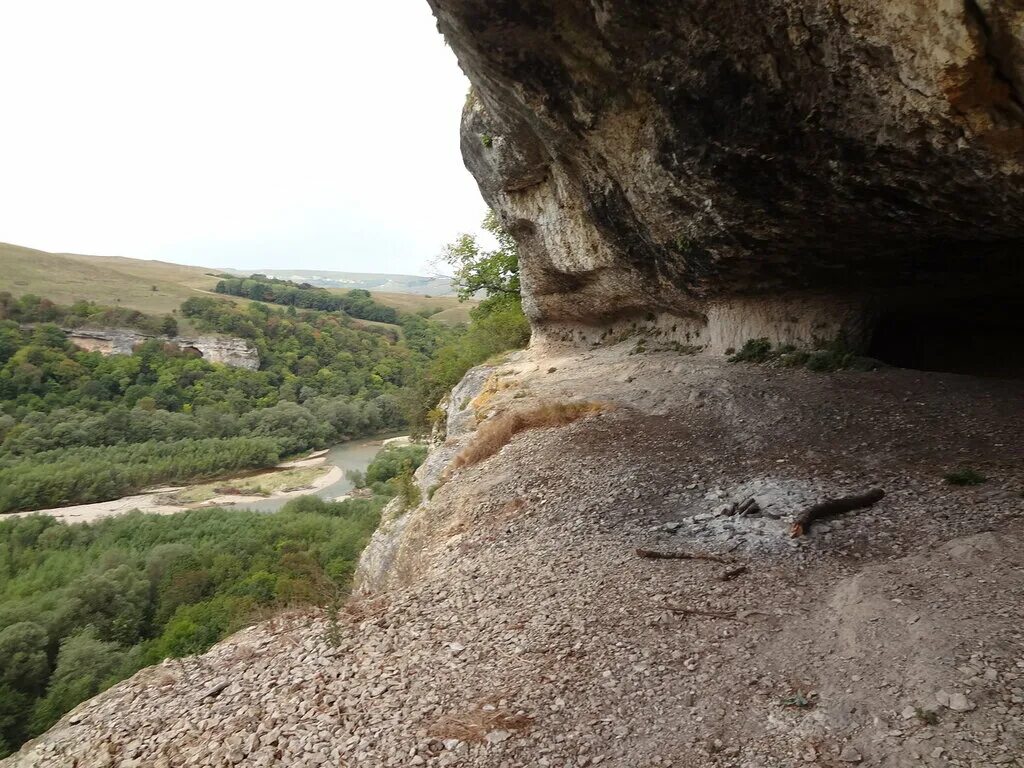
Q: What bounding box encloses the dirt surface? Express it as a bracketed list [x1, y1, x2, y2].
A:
[6, 345, 1023, 767]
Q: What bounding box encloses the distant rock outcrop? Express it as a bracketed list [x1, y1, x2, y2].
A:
[430, 0, 1024, 353]
[65, 328, 260, 369]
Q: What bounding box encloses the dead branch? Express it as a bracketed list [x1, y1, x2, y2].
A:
[200, 680, 230, 700]
[665, 605, 738, 620]
[636, 548, 735, 564]
[720, 565, 748, 581]
[790, 488, 885, 537]
[736, 497, 761, 516]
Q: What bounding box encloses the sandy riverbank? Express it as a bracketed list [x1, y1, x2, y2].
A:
[5, 463, 344, 524]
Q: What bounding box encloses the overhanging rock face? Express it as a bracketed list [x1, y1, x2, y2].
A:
[428, 0, 1024, 352]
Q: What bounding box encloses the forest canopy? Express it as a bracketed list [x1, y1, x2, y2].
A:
[0, 497, 385, 756]
[213, 277, 400, 324]
[0, 227, 529, 512]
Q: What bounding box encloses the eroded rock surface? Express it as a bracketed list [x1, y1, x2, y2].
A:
[432, 0, 1024, 349]
[66, 328, 260, 369]
[356, 361, 498, 594]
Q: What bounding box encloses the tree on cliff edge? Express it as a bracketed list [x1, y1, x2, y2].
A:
[442, 210, 520, 308]
[404, 212, 529, 433]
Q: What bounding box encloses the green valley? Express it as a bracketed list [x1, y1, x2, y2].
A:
[0, 218, 527, 756]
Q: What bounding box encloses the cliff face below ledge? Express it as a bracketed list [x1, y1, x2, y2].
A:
[430, 0, 1024, 353]
[66, 328, 260, 370]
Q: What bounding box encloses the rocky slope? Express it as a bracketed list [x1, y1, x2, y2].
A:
[434, 0, 1024, 351]
[7, 344, 1023, 767]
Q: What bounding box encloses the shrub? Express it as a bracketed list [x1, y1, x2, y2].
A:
[805, 348, 848, 372]
[778, 350, 811, 367]
[364, 445, 428, 486]
[728, 338, 773, 363]
[396, 467, 421, 512]
[944, 468, 986, 486]
[728, 336, 879, 373]
[450, 401, 607, 472]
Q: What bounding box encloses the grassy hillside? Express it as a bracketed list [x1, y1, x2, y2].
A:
[0, 243, 473, 325]
[363, 291, 473, 325]
[0, 243, 224, 315]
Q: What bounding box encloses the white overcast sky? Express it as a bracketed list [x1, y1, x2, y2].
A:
[0, 1, 486, 275]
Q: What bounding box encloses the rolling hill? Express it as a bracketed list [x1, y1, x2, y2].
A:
[0, 243, 222, 315]
[0, 243, 472, 325]
[224, 268, 456, 296]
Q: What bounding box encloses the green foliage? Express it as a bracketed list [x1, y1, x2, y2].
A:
[0, 623, 49, 695]
[396, 467, 422, 512]
[0, 500, 385, 754]
[781, 689, 817, 709]
[728, 337, 879, 373]
[804, 343, 858, 372]
[159, 315, 178, 337]
[442, 211, 520, 301]
[345, 444, 428, 510]
[0, 227, 533, 752]
[944, 468, 987, 486]
[29, 629, 126, 735]
[0, 292, 171, 336]
[729, 338, 774, 363]
[0, 292, 437, 511]
[363, 444, 428, 486]
[403, 211, 532, 438]
[214, 277, 399, 324]
[406, 296, 530, 433]
[915, 707, 940, 725]
[0, 437, 281, 513]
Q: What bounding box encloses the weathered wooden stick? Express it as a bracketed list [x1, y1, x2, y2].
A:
[201, 680, 230, 700]
[737, 497, 760, 516]
[666, 605, 738, 619]
[789, 488, 885, 537]
[636, 548, 735, 564]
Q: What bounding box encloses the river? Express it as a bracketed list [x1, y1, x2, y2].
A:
[10, 433, 405, 524]
[241, 434, 400, 513]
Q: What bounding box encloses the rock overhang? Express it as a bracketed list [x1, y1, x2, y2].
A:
[431, 0, 1024, 354]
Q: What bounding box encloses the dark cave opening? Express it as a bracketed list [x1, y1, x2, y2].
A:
[868, 293, 1024, 379]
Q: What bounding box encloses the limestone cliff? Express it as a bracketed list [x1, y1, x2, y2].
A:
[356, 362, 497, 593]
[430, 0, 1024, 351]
[66, 328, 260, 369]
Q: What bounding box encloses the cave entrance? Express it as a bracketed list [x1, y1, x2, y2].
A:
[181, 346, 204, 359]
[868, 293, 1024, 379]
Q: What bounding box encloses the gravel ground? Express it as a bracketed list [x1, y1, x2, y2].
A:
[7, 346, 1023, 768]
